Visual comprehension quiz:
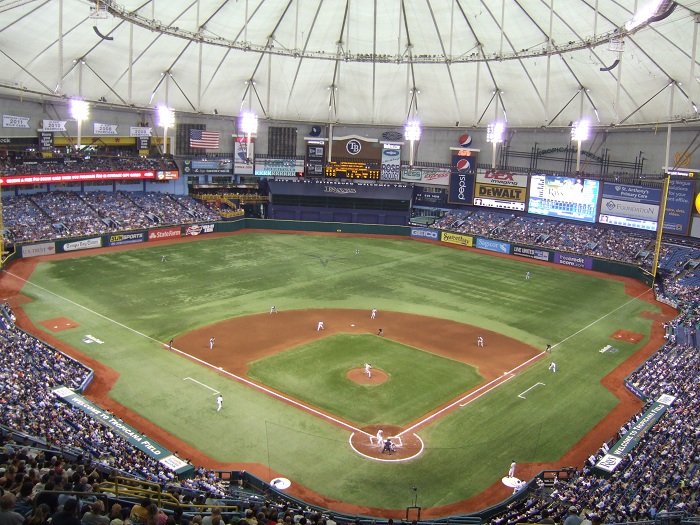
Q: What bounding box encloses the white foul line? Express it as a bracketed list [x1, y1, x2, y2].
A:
[183, 377, 220, 395]
[4, 269, 370, 437]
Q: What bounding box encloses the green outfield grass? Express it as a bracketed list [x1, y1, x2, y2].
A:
[16, 232, 658, 510]
[247, 333, 483, 426]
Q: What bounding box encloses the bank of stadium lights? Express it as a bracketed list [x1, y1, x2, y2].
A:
[240, 111, 258, 144]
[625, 0, 667, 31]
[156, 105, 175, 155]
[571, 119, 590, 172]
[404, 119, 421, 167]
[487, 122, 505, 168]
[69, 98, 89, 153]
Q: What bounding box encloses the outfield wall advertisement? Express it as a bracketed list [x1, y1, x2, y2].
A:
[52, 387, 193, 476]
[440, 231, 473, 247]
[148, 227, 181, 241]
[108, 232, 145, 246]
[184, 224, 215, 236]
[410, 227, 439, 240]
[475, 238, 510, 254]
[513, 245, 550, 262]
[554, 253, 593, 269]
[21, 242, 56, 257]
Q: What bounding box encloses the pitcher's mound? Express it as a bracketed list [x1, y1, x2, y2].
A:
[347, 368, 388, 384]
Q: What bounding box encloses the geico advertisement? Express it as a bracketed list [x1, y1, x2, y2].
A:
[475, 183, 527, 202]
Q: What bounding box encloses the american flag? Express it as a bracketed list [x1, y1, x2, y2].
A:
[189, 129, 220, 149]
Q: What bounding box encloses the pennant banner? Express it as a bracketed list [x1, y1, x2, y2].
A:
[3, 115, 30, 128]
[40, 120, 67, 132]
[94, 123, 119, 135]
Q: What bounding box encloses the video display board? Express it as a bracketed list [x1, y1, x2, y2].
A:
[528, 175, 599, 223]
[599, 183, 661, 231]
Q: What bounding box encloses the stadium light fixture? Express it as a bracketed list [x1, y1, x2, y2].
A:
[487, 122, 505, 168]
[625, 0, 666, 31]
[156, 105, 175, 155]
[240, 111, 258, 143]
[69, 98, 89, 152]
[404, 119, 421, 166]
[571, 119, 590, 172]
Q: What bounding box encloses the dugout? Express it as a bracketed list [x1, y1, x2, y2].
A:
[266, 179, 413, 225]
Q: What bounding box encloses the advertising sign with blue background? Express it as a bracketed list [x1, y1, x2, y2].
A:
[663, 179, 694, 235]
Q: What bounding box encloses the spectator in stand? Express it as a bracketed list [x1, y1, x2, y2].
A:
[0, 493, 25, 525]
[82, 500, 110, 525]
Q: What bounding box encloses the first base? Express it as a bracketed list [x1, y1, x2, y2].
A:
[351, 324, 355, 327]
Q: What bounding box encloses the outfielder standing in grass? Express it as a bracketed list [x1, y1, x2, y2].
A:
[216, 395, 223, 412]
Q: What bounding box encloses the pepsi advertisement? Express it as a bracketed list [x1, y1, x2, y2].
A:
[449, 149, 476, 205]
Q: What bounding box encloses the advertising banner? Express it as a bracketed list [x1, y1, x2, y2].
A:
[184, 224, 215, 236]
[183, 159, 233, 175]
[602, 183, 661, 203]
[0, 171, 156, 186]
[441, 231, 473, 247]
[475, 238, 510, 254]
[63, 237, 102, 252]
[476, 170, 529, 188]
[554, 252, 593, 269]
[448, 172, 475, 205]
[595, 395, 675, 473]
[513, 245, 550, 261]
[253, 158, 303, 177]
[21, 242, 56, 258]
[380, 145, 401, 181]
[306, 143, 325, 177]
[93, 123, 118, 135]
[401, 167, 450, 186]
[52, 387, 192, 475]
[148, 227, 181, 241]
[108, 232, 145, 246]
[410, 227, 439, 240]
[663, 179, 694, 235]
[600, 198, 660, 221]
[3, 115, 30, 128]
[234, 140, 254, 175]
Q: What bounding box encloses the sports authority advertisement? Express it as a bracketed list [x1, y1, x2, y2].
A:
[513, 245, 550, 261]
[21, 242, 56, 258]
[108, 232, 145, 246]
[410, 227, 439, 240]
[380, 145, 401, 181]
[599, 183, 661, 231]
[148, 228, 181, 241]
[184, 224, 215, 236]
[0, 171, 157, 186]
[401, 167, 450, 186]
[663, 179, 694, 235]
[528, 175, 600, 223]
[475, 238, 510, 254]
[440, 231, 473, 247]
[63, 238, 102, 252]
[554, 252, 593, 269]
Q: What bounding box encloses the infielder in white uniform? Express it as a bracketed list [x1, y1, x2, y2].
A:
[365, 363, 372, 377]
[549, 362, 557, 373]
[209, 337, 215, 349]
[371, 308, 377, 319]
[317, 321, 325, 331]
[216, 395, 223, 412]
[270, 306, 277, 314]
[508, 460, 516, 478]
[477, 336, 484, 347]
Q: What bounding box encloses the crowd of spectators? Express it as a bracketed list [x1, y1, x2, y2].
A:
[0, 156, 177, 177]
[3, 204, 700, 525]
[1, 192, 219, 245]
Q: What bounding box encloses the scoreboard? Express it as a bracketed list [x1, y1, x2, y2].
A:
[325, 161, 380, 180]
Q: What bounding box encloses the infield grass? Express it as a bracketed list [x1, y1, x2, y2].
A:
[247, 333, 483, 426]
[16, 232, 658, 510]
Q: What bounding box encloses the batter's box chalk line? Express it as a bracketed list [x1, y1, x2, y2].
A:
[518, 382, 545, 399]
